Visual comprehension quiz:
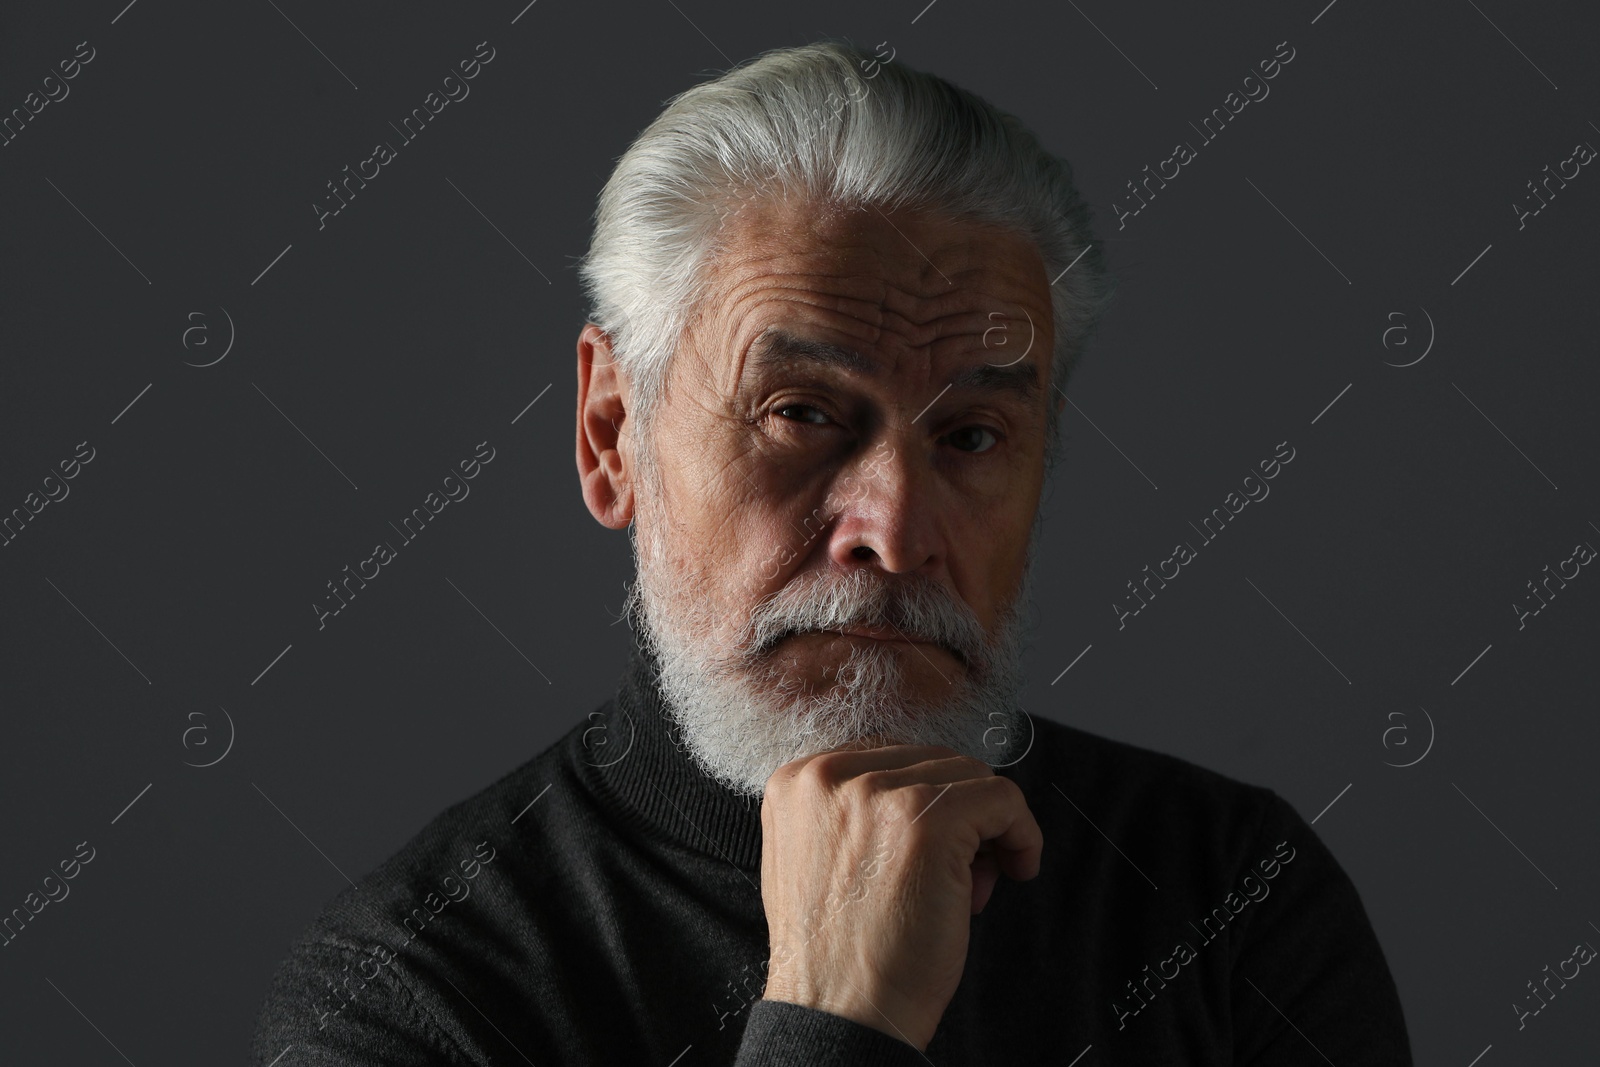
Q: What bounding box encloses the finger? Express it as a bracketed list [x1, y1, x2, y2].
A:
[928, 776, 1043, 881]
[778, 742, 974, 783]
[870, 754, 998, 790]
[970, 848, 1001, 914]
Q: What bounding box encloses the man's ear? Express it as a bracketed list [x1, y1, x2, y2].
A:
[576, 324, 635, 529]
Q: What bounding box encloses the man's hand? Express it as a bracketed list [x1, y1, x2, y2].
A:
[757, 743, 1043, 1051]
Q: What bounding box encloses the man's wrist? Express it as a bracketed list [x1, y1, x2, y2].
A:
[760, 981, 932, 1051]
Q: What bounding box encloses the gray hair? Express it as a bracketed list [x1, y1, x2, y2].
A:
[576, 38, 1117, 465]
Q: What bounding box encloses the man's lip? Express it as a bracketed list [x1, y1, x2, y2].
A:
[814, 626, 968, 665]
[828, 625, 909, 641]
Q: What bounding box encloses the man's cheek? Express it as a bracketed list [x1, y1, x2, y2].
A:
[744, 534, 798, 598]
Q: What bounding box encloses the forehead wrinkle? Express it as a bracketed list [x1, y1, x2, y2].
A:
[720, 247, 990, 347]
[879, 284, 1049, 359]
[710, 279, 889, 399]
[742, 324, 1042, 413]
[693, 217, 1052, 401]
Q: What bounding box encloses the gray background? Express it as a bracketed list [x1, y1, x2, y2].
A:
[2, 0, 1596, 1062]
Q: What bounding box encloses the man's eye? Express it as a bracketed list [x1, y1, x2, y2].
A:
[945, 426, 998, 453]
[775, 404, 830, 425]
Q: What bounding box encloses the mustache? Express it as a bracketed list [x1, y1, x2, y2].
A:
[742, 569, 987, 671]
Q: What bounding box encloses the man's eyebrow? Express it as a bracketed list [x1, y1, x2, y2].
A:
[944, 361, 1041, 404]
[746, 328, 1041, 402]
[747, 329, 876, 376]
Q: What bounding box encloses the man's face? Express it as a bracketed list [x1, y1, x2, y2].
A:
[587, 194, 1057, 795]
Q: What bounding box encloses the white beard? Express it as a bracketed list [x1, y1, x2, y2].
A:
[621, 452, 1038, 799]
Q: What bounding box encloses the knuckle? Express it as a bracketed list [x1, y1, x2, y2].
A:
[952, 754, 995, 778]
[986, 774, 1030, 812]
[803, 750, 852, 788]
[987, 773, 1020, 797]
[892, 782, 942, 823]
[853, 768, 892, 795]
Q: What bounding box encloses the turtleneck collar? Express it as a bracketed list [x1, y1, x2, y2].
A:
[568, 642, 767, 870]
[566, 641, 1041, 874]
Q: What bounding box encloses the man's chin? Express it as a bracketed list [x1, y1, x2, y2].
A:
[746, 664, 934, 715]
[829, 731, 913, 753]
[757, 638, 968, 694]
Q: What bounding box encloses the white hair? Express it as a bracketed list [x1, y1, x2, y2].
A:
[576, 38, 1117, 464]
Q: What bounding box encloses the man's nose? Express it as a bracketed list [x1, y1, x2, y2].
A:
[825, 443, 942, 576]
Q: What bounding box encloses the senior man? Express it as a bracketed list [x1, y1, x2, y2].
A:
[253, 40, 1413, 1065]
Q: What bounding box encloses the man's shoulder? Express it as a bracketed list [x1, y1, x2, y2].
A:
[1019, 713, 1292, 860]
[251, 710, 603, 1058]
[1025, 711, 1276, 796]
[285, 708, 595, 952]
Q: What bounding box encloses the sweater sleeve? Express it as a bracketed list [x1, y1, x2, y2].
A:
[734, 999, 933, 1066]
[250, 940, 476, 1067]
[1229, 789, 1414, 1066]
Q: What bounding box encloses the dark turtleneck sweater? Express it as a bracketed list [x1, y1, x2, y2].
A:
[251, 646, 1413, 1065]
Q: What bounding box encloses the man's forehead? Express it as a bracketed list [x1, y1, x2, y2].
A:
[715, 195, 1048, 288]
[687, 202, 1051, 389]
[742, 324, 1045, 403]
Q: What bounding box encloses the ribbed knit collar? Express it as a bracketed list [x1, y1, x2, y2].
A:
[570, 643, 767, 870]
[569, 642, 1041, 874]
